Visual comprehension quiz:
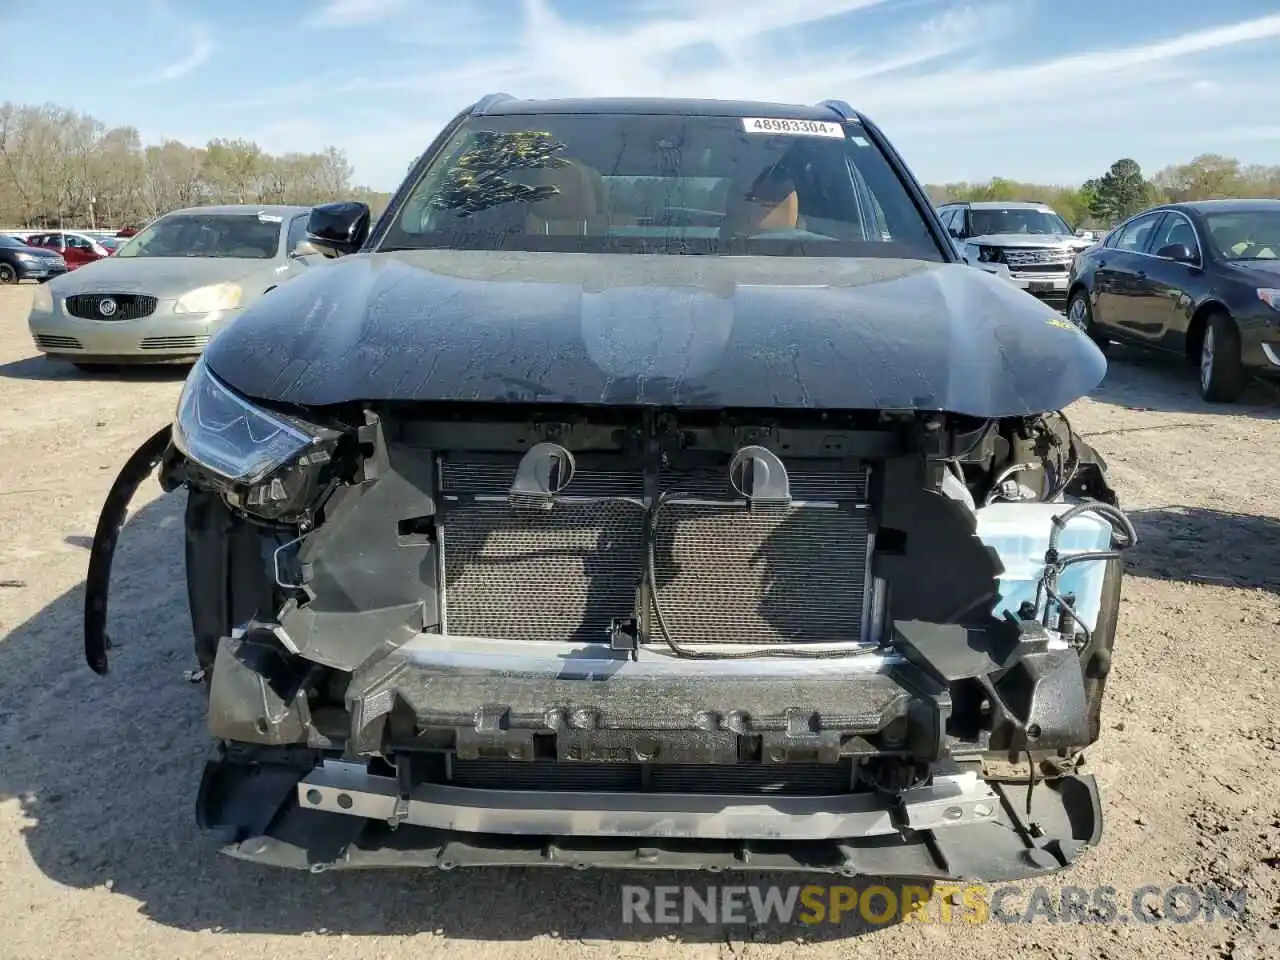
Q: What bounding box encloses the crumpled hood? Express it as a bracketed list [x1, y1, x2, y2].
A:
[966, 233, 1091, 250]
[203, 249, 1107, 418]
[47, 255, 273, 298]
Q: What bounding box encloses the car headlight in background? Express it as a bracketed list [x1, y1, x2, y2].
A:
[14, 252, 38, 262]
[30, 282, 53, 313]
[172, 357, 320, 486]
[174, 282, 242, 315]
[975, 245, 1001, 263]
[1257, 288, 1280, 311]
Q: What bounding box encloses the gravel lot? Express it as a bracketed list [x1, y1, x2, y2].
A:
[1, 283, 1278, 960]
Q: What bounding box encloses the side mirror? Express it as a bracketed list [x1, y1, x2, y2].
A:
[306, 201, 371, 257]
[1156, 242, 1196, 263]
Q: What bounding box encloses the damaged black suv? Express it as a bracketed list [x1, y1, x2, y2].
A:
[86, 95, 1136, 880]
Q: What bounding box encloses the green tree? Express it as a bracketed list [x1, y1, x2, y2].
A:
[1086, 159, 1153, 224]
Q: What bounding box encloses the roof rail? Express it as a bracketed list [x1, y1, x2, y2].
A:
[815, 99, 855, 121]
[471, 93, 517, 115]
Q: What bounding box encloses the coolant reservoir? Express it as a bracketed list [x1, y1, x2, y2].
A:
[974, 502, 1115, 632]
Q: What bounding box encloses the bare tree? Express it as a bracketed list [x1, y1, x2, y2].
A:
[0, 99, 392, 228]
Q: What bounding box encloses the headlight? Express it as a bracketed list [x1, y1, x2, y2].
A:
[14, 252, 37, 262]
[172, 358, 319, 485]
[1258, 288, 1280, 311]
[30, 283, 52, 313]
[977, 245, 1001, 263]
[174, 282, 242, 314]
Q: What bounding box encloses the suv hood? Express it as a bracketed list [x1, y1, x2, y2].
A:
[203, 249, 1106, 418]
[966, 233, 1091, 250]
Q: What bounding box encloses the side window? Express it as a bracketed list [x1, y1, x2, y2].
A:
[1113, 213, 1162, 253]
[936, 208, 955, 231]
[286, 214, 310, 254]
[1150, 214, 1200, 259]
[66, 234, 92, 250]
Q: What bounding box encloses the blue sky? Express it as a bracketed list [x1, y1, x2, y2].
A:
[2, 0, 1279, 191]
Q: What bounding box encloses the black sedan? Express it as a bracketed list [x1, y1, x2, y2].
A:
[0, 233, 68, 284]
[1066, 199, 1280, 402]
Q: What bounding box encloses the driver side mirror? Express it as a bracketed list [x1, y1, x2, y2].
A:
[306, 201, 371, 257]
[1156, 242, 1197, 264]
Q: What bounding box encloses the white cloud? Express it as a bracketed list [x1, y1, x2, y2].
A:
[306, 0, 405, 28]
[127, 23, 214, 87]
[205, 2, 1280, 188]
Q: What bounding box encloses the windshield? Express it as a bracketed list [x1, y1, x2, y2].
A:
[0, 236, 26, 249]
[1204, 210, 1280, 261]
[969, 208, 1071, 237]
[378, 113, 942, 260]
[97, 236, 122, 250]
[114, 213, 282, 259]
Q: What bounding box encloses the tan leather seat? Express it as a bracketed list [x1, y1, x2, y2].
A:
[525, 161, 603, 235]
[725, 171, 799, 236]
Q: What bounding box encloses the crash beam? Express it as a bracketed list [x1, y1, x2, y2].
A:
[296, 760, 1001, 841]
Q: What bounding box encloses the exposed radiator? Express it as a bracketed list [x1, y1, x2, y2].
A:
[438, 455, 872, 646]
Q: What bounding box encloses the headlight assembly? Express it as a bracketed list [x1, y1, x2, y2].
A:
[174, 282, 242, 314]
[172, 357, 320, 486]
[30, 283, 53, 313]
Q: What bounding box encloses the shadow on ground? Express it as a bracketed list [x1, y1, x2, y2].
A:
[1124, 505, 1280, 593]
[0, 355, 191, 383]
[1088, 344, 1280, 420]
[0, 488, 914, 943]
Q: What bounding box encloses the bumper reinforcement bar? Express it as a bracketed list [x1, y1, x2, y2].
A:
[299, 760, 1000, 840]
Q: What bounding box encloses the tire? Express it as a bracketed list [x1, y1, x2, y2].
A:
[1066, 289, 1109, 354]
[1199, 312, 1245, 402]
[0, 263, 16, 284]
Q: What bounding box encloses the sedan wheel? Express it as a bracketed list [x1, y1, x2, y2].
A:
[1067, 296, 1088, 331]
[0, 263, 16, 284]
[1199, 326, 1214, 393]
[1066, 291, 1109, 353]
[1199, 312, 1245, 403]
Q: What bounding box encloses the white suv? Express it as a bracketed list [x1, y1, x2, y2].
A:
[937, 201, 1093, 310]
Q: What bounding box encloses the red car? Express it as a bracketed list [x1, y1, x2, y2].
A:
[22, 230, 117, 269]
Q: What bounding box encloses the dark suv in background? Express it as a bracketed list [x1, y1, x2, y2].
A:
[1066, 198, 1280, 402]
[938, 200, 1092, 310]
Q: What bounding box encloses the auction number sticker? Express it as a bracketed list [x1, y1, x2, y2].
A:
[742, 117, 845, 138]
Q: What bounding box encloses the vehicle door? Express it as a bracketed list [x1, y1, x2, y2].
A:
[1092, 211, 1165, 340]
[1141, 211, 1206, 353]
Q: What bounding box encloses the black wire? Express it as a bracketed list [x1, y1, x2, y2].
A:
[1025, 748, 1037, 816]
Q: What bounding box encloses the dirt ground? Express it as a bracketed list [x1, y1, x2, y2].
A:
[0, 283, 1277, 960]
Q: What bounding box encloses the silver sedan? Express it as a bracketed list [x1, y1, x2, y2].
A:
[26, 204, 326, 368]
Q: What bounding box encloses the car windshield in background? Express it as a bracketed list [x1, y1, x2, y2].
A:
[1204, 211, 1280, 261]
[378, 114, 942, 260]
[114, 214, 282, 259]
[97, 236, 122, 250]
[970, 208, 1071, 236]
[0, 236, 27, 249]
